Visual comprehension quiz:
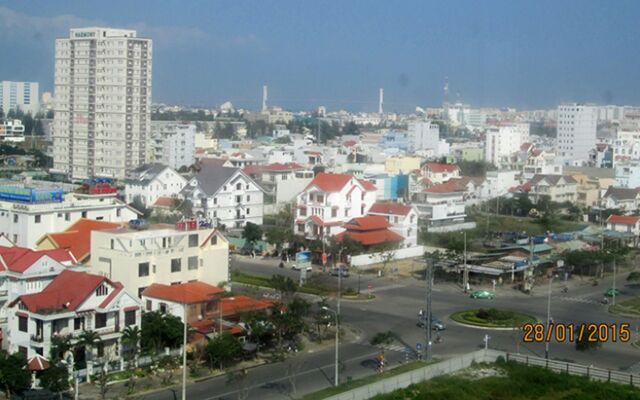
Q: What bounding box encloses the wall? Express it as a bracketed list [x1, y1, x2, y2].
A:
[350, 246, 424, 268]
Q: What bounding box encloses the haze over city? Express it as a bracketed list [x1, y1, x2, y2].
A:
[2, 0, 640, 111]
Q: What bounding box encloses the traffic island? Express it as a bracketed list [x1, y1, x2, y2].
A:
[450, 308, 536, 330]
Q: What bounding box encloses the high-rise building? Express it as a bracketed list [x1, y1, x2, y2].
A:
[52, 28, 152, 180]
[484, 123, 530, 167]
[556, 104, 597, 165]
[408, 121, 440, 152]
[0, 81, 39, 115]
[150, 121, 196, 170]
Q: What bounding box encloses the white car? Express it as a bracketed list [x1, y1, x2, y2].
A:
[291, 264, 312, 272]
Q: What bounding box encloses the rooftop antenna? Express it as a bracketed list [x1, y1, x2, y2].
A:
[262, 85, 268, 112]
[379, 88, 384, 115]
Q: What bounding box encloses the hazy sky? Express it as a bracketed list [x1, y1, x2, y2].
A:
[1, 1, 639, 112]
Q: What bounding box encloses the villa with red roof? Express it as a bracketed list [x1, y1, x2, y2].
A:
[367, 202, 419, 247]
[335, 216, 404, 248]
[295, 173, 378, 239]
[607, 215, 640, 236]
[7, 269, 141, 363]
[421, 162, 460, 184]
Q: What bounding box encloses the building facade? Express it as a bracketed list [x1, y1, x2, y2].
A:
[151, 122, 196, 170]
[556, 104, 598, 165]
[0, 81, 39, 115]
[52, 28, 152, 180]
[124, 164, 187, 207]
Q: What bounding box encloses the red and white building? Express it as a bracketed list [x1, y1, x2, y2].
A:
[8, 269, 141, 362]
[367, 203, 419, 247]
[606, 215, 640, 235]
[421, 163, 460, 184]
[295, 173, 377, 239]
[335, 216, 404, 249]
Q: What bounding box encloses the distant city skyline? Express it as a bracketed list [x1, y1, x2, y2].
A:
[1, 1, 640, 112]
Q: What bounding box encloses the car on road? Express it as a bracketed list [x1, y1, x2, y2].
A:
[605, 288, 620, 297]
[291, 264, 312, 272]
[330, 268, 350, 277]
[417, 315, 446, 330]
[470, 290, 495, 299]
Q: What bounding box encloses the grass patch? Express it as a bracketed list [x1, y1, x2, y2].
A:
[451, 309, 536, 328]
[609, 296, 640, 316]
[231, 272, 329, 296]
[303, 361, 432, 400]
[372, 361, 640, 400]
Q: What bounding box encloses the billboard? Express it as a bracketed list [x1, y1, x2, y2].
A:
[296, 251, 312, 270]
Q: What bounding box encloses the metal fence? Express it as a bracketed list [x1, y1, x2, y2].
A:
[325, 349, 640, 400]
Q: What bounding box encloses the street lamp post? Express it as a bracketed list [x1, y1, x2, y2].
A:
[425, 256, 433, 361]
[182, 304, 188, 400]
[462, 231, 468, 293]
[612, 257, 617, 307]
[545, 274, 556, 360]
[322, 306, 339, 386]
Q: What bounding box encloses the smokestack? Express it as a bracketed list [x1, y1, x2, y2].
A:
[379, 88, 384, 114]
[262, 85, 268, 112]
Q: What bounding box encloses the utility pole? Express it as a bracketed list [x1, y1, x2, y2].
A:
[182, 304, 187, 400]
[322, 307, 339, 386]
[425, 256, 433, 361]
[612, 258, 617, 306]
[462, 231, 468, 293]
[545, 274, 554, 359]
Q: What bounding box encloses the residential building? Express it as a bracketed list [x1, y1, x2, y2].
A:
[563, 167, 615, 208]
[335, 216, 404, 249]
[52, 28, 152, 180]
[556, 104, 598, 165]
[295, 173, 377, 239]
[612, 130, 640, 166]
[422, 163, 460, 184]
[368, 202, 419, 247]
[141, 281, 222, 323]
[412, 180, 468, 229]
[150, 122, 196, 170]
[36, 218, 122, 264]
[615, 159, 640, 188]
[384, 157, 421, 175]
[0, 120, 26, 142]
[0, 81, 39, 115]
[522, 149, 562, 180]
[606, 215, 640, 235]
[484, 123, 529, 167]
[365, 174, 409, 201]
[124, 164, 187, 207]
[485, 170, 519, 199]
[527, 174, 578, 204]
[602, 187, 640, 212]
[181, 165, 264, 228]
[0, 186, 138, 248]
[378, 131, 409, 151]
[7, 270, 141, 363]
[408, 121, 440, 152]
[90, 223, 229, 297]
[242, 163, 306, 184]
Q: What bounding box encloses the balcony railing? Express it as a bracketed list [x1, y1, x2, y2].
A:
[31, 334, 44, 343]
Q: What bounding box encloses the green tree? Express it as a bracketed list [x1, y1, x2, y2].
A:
[205, 332, 243, 370]
[50, 334, 73, 363]
[265, 227, 290, 252]
[242, 311, 273, 352]
[122, 325, 141, 367]
[141, 312, 185, 354]
[269, 300, 306, 349]
[626, 271, 640, 283]
[242, 222, 263, 246]
[39, 364, 70, 400]
[130, 195, 151, 219]
[270, 275, 297, 298]
[0, 352, 31, 398]
[77, 330, 102, 367]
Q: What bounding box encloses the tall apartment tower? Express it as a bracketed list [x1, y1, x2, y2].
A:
[556, 103, 597, 165]
[0, 81, 40, 115]
[52, 28, 152, 180]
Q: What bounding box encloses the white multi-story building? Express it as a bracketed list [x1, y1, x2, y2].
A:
[0, 119, 26, 142]
[125, 164, 187, 207]
[151, 122, 196, 170]
[527, 174, 578, 204]
[556, 104, 598, 165]
[7, 269, 141, 364]
[422, 163, 460, 184]
[295, 173, 377, 239]
[52, 27, 152, 180]
[408, 121, 440, 153]
[484, 123, 530, 167]
[0, 81, 39, 115]
[367, 202, 419, 247]
[612, 130, 640, 166]
[522, 149, 562, 180]
[181, 165, 264, 229]
[0, 186, 138, 249]
[615, 159, 640, 188]
[91, 224, 229, 298]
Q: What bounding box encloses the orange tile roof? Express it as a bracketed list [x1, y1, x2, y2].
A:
[342, 216, 390, 231]
[607, 215, 640, 225]
[358, 179, 377, 191]
[41, 219, 122, 262]
[306, 173, 353, 192]
[369, 202, 413, 216]
[0, 246, 75, 273]
[335, 229, 404, 246]
[425, 163, 459, 173]
[219, 296, 274, 317]
[154, 197, 175, 207]
[142, 282, 224, 304]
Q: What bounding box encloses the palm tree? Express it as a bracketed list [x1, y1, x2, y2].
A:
[121, 326, 141, 367]
[50, 334, 73, 363]
[77, 330, 102, 368]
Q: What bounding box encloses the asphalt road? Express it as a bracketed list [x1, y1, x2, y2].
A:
[147, 255, 640, 399]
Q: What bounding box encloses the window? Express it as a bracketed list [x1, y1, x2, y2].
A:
[110, 239, 115, 249]
[97, 342, 104, 357]
[298, 224, 304, 233]
[13, 214, 17, 223]
[332, 208, 337, 218]
[188, 234, 198, 247]
[159, 303, 167, 313]
[300, 208, 307, 217]
[18, 316, 27, 332]
[65, 213, 70, 221]
[138, 262, 149, 277]
[34, 215, 41, 224]
[236, 195, 242, 203]
[246, 208, 250, 215]
[171, 258, 182, 272]
[95, 313, 107, 329]
[188, 256, 198, 270]
[96, 285, 108, 296]
[116, 208, 121, 217]
[210, 235, 217, 245]
[125, 310, 136, 326]
[246, 195, 250, 202]
[146, 300, 152, 311]
[236, 183, 242, 190]
[138, 287, 146, 298]
[74, 317, 85, 331]
[81, 211, 87, 218]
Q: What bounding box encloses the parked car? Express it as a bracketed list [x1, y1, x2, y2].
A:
[605, 288, 620, 297]
[291, 264, 312, 272]
[330, 267, 350, 277]
[470, 290, 495, 299]
[417, 315, 446, 330]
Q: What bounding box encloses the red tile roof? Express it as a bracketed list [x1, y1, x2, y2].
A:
[142, 282, 224, 304]
[358, 179, 377, 191]
[425, 163, 459, 173]
[98, 283, 124, 308]
[0, 246, 75, 273]
[335, 229, 404, 246]
[607, 215, 640, 225]
[369, 202, 413, 216]
[27, 355, 50, 371]
[342, 216, 390, 231]
[306, 173, 353, 192]
[13, 270, 112, 313]
[220, 296, 274, 317]
[39, 219, 121, 262]
[343, 140, 357, 147]
[424, 179, 467, 194]
[263, 162, 305, 172]
[154, 197, 175, 208]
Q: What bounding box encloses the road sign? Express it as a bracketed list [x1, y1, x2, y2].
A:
[416, 343, 422, 351]
[296, 251, 312, 271]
